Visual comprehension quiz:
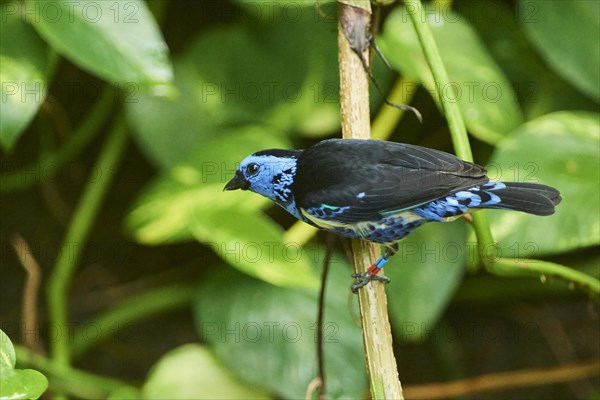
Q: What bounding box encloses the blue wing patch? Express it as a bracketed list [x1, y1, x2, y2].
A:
[305, 204, 351, 220]
[414, 182, 506, 221]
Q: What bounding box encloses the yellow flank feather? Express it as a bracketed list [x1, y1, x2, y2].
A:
[300, 208, 351, 230]
[299, 208, 373, 239]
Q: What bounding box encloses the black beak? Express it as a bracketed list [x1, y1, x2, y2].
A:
[224, 171, 249, 191]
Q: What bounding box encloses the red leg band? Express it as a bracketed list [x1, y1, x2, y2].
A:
[367, 264, 380, 275]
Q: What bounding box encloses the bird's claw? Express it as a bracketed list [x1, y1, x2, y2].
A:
[351, 272, 391, 294]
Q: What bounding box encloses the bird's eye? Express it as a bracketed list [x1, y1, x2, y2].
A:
[246, 163, 260, 176]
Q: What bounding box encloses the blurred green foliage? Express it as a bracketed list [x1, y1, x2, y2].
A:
[379, 3, 523, 144]
[1, 0, 598, 399]
[0, 4, 54, 151]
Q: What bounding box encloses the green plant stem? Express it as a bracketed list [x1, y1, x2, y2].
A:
[405, 0, 496, 265]
[491, 257, 600, 295]
[1, 88, 115, 193]
[405, 1, 470, 161]
[47, 116, 128, 371]
[15, 345, 136, 399]
[71, 283, 198, 359]
[470, 212, 496, 266]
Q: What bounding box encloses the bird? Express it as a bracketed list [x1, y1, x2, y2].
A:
[224, 139, 561, 292]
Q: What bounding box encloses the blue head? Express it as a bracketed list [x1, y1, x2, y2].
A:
[225, 149, 303, 217]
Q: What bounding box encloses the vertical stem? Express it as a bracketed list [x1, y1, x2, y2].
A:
[338, 3, 403, 399]
[316, 234, 335, 399]
[405, 0, 496, 265]
[11, 234, 44, 354]
[406, 1, 471, 161]
[47, 116, 128, 372]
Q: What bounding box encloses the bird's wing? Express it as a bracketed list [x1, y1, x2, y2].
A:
[292, 139, 489, 224]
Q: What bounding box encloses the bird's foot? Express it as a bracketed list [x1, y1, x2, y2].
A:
[351, 266, 391, 294]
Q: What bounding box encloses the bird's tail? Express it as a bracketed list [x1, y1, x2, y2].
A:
[477, 181, 561, 216]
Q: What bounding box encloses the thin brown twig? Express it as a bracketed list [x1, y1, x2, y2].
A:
[305, 377, 323, 400]
[341, 239, 362, 327]
[371, 5, 381, 43]
[315, 233, 336, 399]
[11, 234, 45, 354]
[403, 360, 600, 399]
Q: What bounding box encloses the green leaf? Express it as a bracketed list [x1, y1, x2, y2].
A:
[520, 0, 600, 102]
[0, 369, 48, 400]
[191, 209, 319, 290]
[142, 344, 270, 399]
[126, 8, 339, 168]
[125, 60, 219, 168]
[0, 330, 48, 400]
[385, 220, 467, 342]
[194, 260, 367, 399]
[488, 111, 600, 255]
[25, 0, 173, 92]
[126, 128, 288, 244]
[379, 5, 524, 144]
[128, 181, 266, 244]
[456, 0, 598, 120]
[1, 330, 16, 369]
[0, 2, 53, 151]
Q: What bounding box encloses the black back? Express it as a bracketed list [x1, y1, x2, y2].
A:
[291, 139, 489, 222]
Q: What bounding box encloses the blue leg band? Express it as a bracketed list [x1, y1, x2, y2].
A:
[375, 256, 388, 269]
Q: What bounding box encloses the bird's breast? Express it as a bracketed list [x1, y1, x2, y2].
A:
[303, 209, 426, 244]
